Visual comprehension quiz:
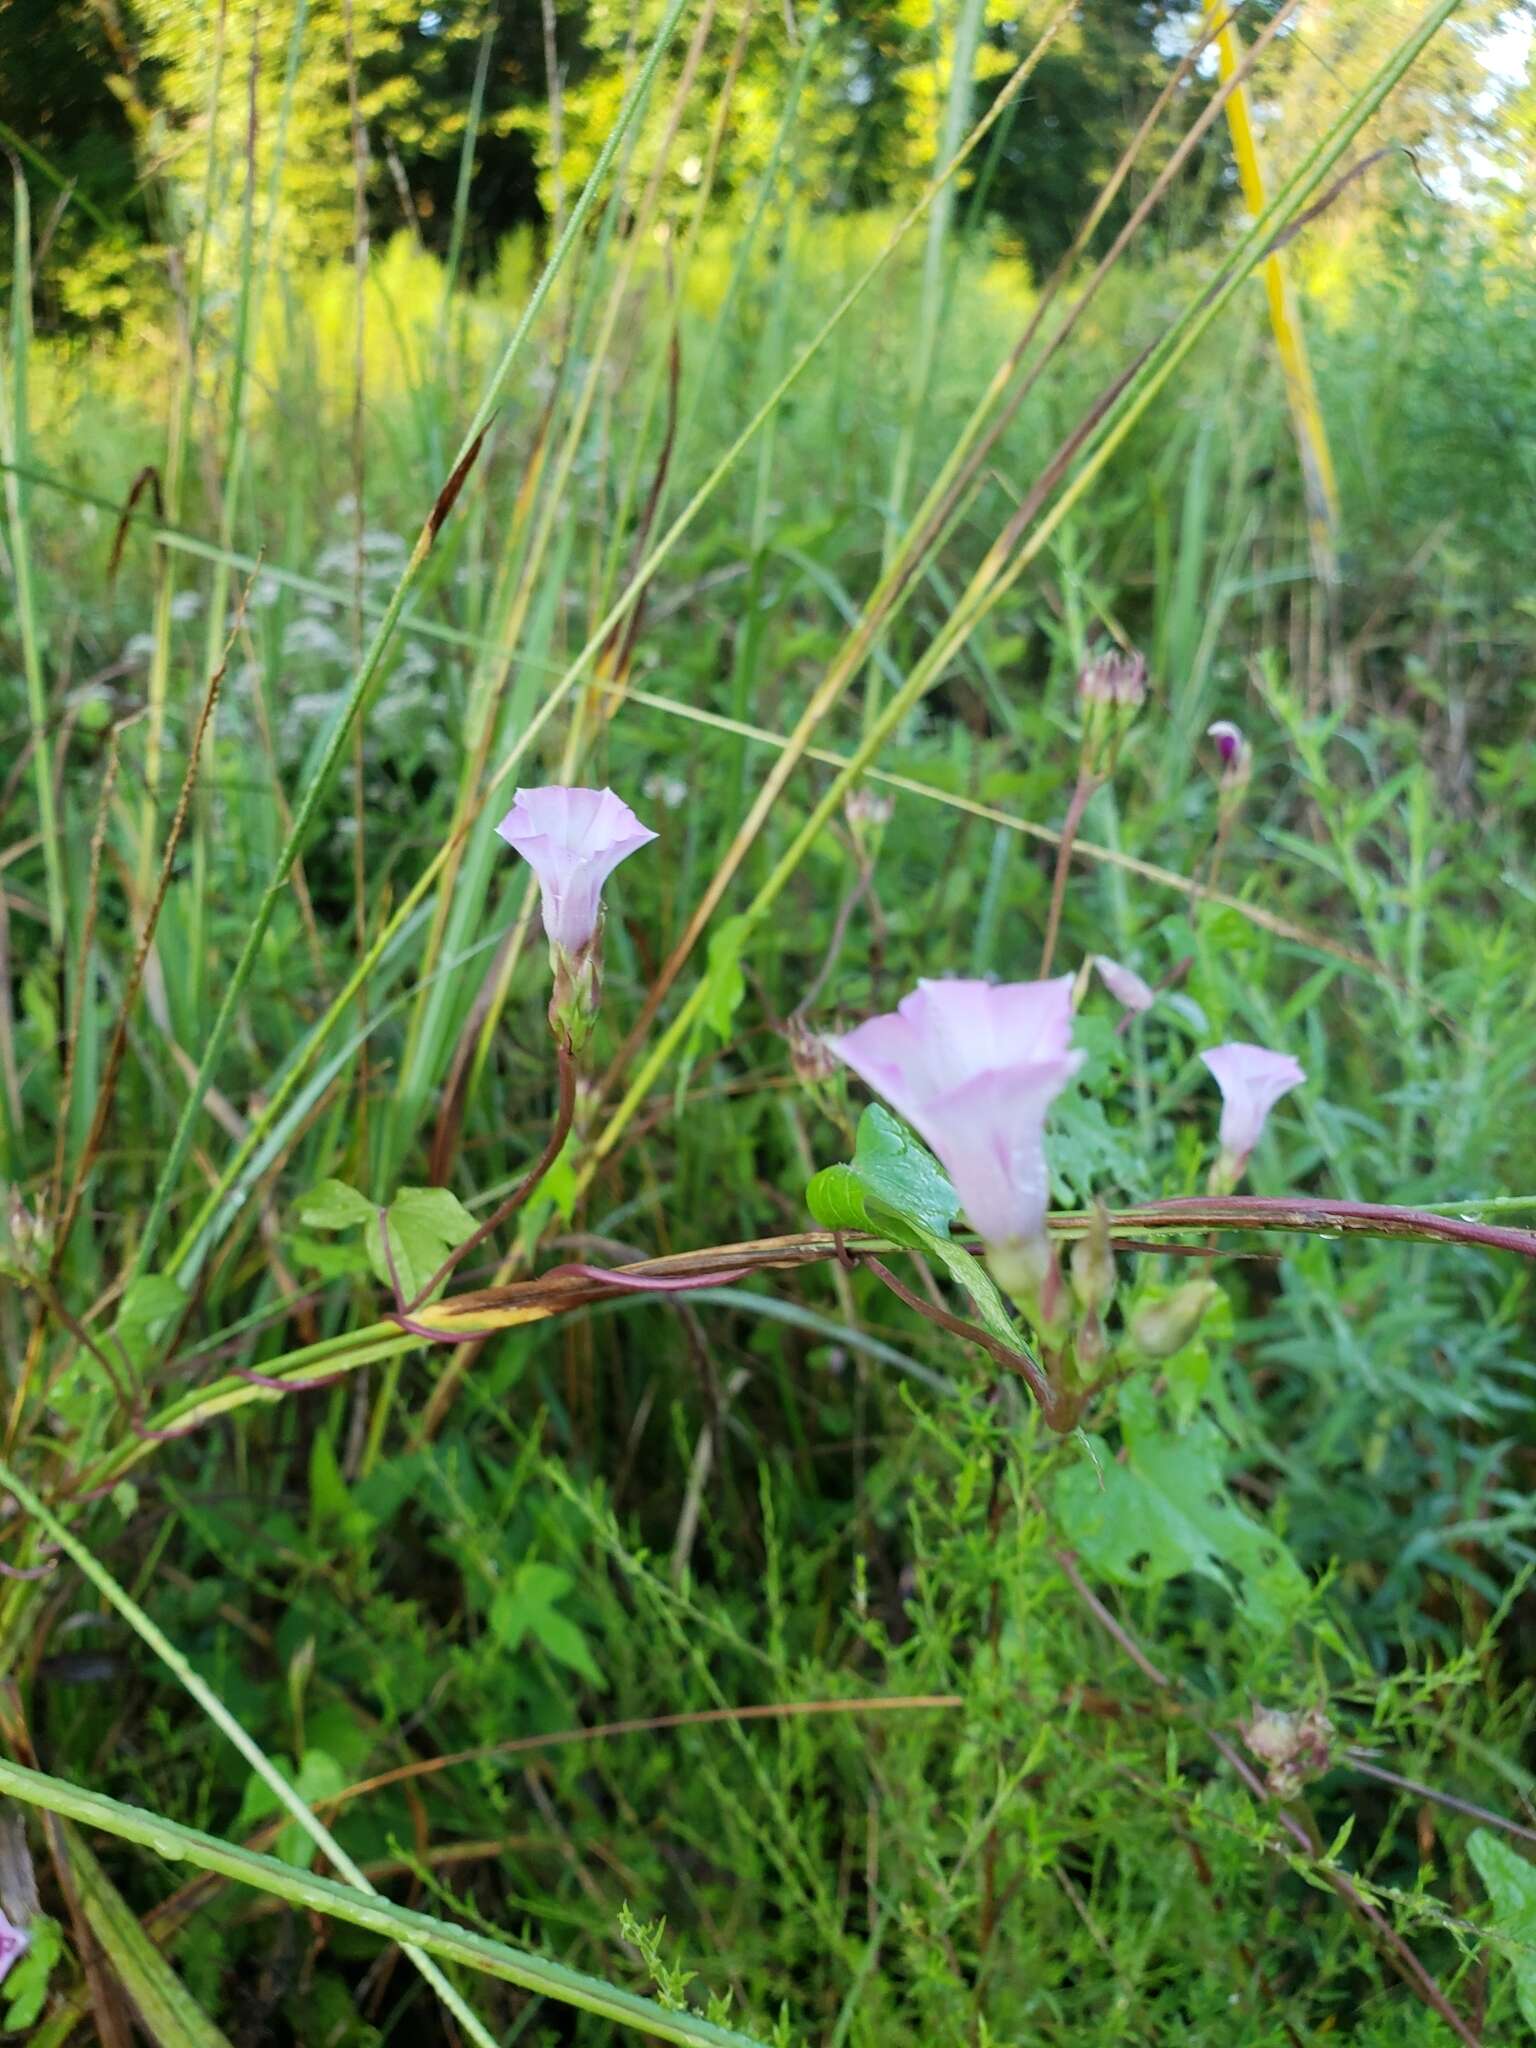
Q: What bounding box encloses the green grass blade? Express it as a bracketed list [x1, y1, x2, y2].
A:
[124, 0, 696, 1285]
[0, 1459, 498, 2048]
[0, 1758, 770, 2047]
[62, 1828, 236, 2048]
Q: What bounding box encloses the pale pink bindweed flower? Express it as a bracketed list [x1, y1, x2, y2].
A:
[1093, 954, 1155, 1015]
[1200, 1040, 1305, 1189]
[830, 977, 1083, 1298]
[0, 1910, 29, 1986]
[496, 786, 656, 1045]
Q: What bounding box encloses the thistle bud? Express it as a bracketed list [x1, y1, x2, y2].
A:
[1, 1187, 50, 1283]
[1128, 1279, 1219, 1360]
[1241, 1702, 1334, 1799]
[1078, 647, 1147, 709]
[844, 787, 893, 832]
[785, 1013, 838, 1087]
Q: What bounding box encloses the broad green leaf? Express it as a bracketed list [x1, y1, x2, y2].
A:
[1055, 1380, 1308, 1634]
[363, 1185, 476, 1301]
[294, 1178, 375, 1230]
[806, 1107, 1023, 1367]
[112, 1273, 189, 1370]
[850, 1106, 960, 1238]
[805, 1105, 958, 1249]
[1469, 1829, 1536, 2035]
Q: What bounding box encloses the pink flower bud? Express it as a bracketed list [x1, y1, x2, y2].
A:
[1200, 1041, 1305, 1187]
[1093, 954, 1155, 1015]
[829, 977, 1082, 1275]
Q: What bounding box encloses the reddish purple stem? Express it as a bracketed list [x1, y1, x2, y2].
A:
[540, 1261, 757, 1294]
[0, 1556, 56, 1581]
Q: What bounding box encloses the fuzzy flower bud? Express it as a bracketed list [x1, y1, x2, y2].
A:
[1128, 1279, 1219, 1360]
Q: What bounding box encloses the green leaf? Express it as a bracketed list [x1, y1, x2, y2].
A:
[112, 1273, 188, 1370]
[309, 1430, 373, 1549]
[805, 1105, 958, 1249]
[234, 1751, 350, 1871]
[489, 1562, 575, 1650]
[1054, 1380, 1308, 1634]
[364, 1185, 477, 1301]
[803, 1163, 871, 1234]
[700, 914, 750, 1041]
[2, 1913, 62, 2033]
[850, 1106, 960, 1238]
[1469, 1830, 1536, 2035]
[531, 1609, 605, 1688]
[294, 1178, 375, 1230]
[806, 1107, 1022, 1366]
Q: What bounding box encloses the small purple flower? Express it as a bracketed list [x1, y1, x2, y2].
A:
[1201, 1040, 1305, 1187]
[830, 978, 1083, 1288]
[0, 1909, 29, 1985]
[497, 786, 657, 955]
[1093, 955, 1155, 1015]
[1207, 720, 1248, 773]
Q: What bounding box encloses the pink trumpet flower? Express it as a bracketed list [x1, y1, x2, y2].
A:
[0, 1910, 29, 1986]
[497, 786, 656, 955]
[1200, 1040, 1305, 1189]
[496, 786, 657, 1046]
[831, 977, 1083, 1296]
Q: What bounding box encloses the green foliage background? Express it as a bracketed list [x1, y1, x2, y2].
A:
[1, 1, 1535, 2042]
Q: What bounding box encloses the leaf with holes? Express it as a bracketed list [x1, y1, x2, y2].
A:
[1054, 1380, 1308, 1633]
